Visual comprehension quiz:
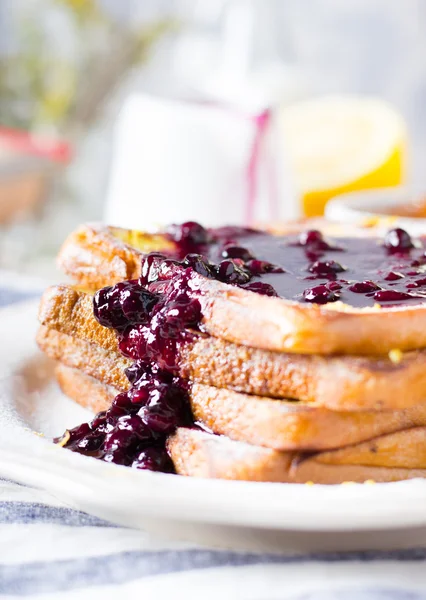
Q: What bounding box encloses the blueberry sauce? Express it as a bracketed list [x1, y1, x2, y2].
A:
[159, 223, 426, 308]
[56, 223, 426, 470]
[165, 221, 261, 259]
[57, 268, 198, 468]
[55, 221, 283, 469]
[164, 224, 426, 308]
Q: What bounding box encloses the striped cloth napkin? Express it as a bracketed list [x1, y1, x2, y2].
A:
[1, 273, 426, 599]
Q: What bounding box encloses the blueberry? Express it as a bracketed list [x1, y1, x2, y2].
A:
[308, 260, 345, 276]
[90, 410, 117, 433]
[90, 411, 108, 429]
[163, 298, 201, 329]
[139, 253, 167, 286]
[374, 289, 416, 302]
[94, 280, 158, 329]
[167, 222, 210, 246]
[348, 281, 381, 293]
[242, 282, 279, 297]
[93, 284, 127, 329]
[245, 259, 284, 275]
[298, 230, 331, 251]
[327, 281, 343, 291]
[138, 388, 187, 434]
[406, 277, 426, 289]
[124, 362, 142, 385]
[221, 245, 253, 262]
[299, 230, 324, 246]
[73, 432, 104, 454]
[215, 260, 251, 284]
[132, 447, 175, 472]
[109, 392, 133, 417]
[129, 388, 150, 405]
[115, 415, 154, 442]
[120, 284, 158, 323]
[182, 254, 214, 278]
[384, 228, 414, 253]
[103, 427, 140, 454]
[384, 271, 404, 281]
[158, 259, 182, 281]
[303, 284, 340, 304]
[56, 422, 90, 447]
[102, 448, 131, 466]
[118, 325, 146, 359]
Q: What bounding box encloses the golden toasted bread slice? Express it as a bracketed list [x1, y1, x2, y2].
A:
[56, 222, 426, 355]
[56, 362, 117, 413]
[190, 383, 426, 453]
[49, 341, 426, 452]
[313, 427, 426, 469]
[38, 326, 130, 391]
[167, 428, 426, 484]
[55, 365, 426, 481]
[57, 223, 176, 290]
[39, 285, 426, 411]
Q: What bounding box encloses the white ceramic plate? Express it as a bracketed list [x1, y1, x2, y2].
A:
[3, 300, 426, 552]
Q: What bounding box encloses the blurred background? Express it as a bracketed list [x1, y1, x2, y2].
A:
[0, 0, 425, 279]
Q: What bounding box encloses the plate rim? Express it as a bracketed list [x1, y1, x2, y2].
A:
[2, 299, 426, 533]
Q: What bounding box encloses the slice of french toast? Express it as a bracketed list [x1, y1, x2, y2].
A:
[45, 332, 426, 452]
[56, 362, 118, 414]
[313, 427, 426, 469]
[55, 222, 426, 355]
[168, 428, 426, 484]
[38, 325, 131, 391]
[54, 364, 426, 483]
[57, 221, 369, 289]
[39, 285, 426, 411]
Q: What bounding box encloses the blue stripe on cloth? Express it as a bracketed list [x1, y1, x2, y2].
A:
[0, 288, 39, 308]
[0, 502, 116, 528]
[2, 548, 426, 596]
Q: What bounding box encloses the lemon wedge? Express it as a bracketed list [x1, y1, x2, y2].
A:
[279, 96, 407, 217]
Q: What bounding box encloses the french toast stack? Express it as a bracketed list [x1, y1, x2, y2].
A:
[37, 221, 426, 483]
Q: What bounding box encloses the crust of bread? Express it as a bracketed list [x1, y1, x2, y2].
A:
[39, 285, 426, 411]
[49, 338, 426, 452]
[56, 222, 426, 355]
[56, 223, 175, 290]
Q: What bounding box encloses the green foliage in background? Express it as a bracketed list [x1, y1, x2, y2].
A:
[0, 0, 171, 135]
